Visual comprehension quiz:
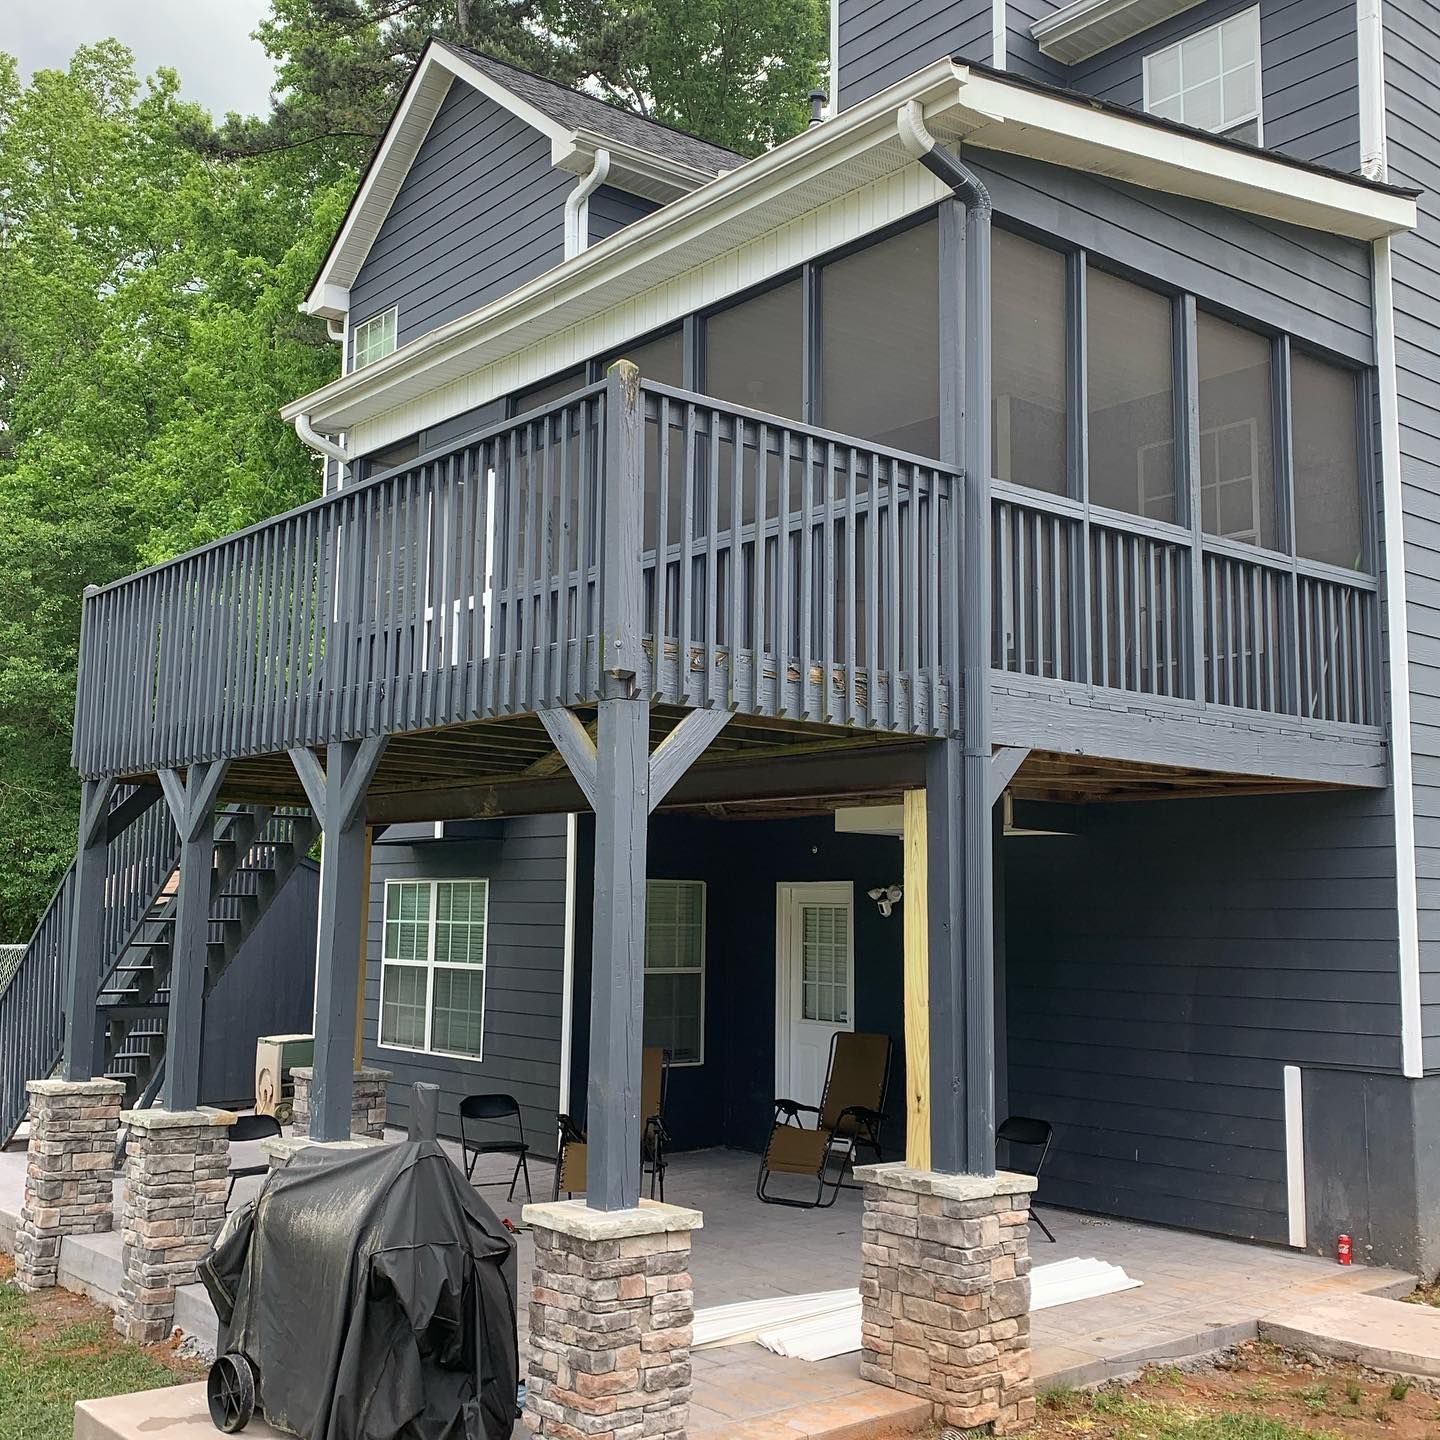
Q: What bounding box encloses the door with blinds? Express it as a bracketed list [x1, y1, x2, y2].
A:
[774, 882, 855, 1108]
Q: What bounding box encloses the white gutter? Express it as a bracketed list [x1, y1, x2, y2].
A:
[563, 147, 611, 260]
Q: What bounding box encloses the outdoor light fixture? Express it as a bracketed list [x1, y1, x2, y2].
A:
[867, 883, 903, 918]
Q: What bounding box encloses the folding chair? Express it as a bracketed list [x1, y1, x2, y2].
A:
[459, 1093, 533, 1203]
[554, 1047, 671, 1200]
[756, 1032, 891, 1208]
[997, 1114, 1056, 1242]
[225, 1114, 282, 1208]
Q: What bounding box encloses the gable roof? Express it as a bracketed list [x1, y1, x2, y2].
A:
[303, 38, 743, 321]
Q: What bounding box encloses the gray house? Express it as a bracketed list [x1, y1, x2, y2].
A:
[10, 0, 1440, 1378]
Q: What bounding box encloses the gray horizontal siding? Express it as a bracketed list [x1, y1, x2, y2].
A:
[1384, 0, 1440, 1071]
[1064, 0, 1360, 173]
[589, 184, 659, 245]
[1007, 789, 1401, 1242]
[362, 814, 571, 1159]
[1004, 0, 1069, 82]
[350, 78, 569, 352]
[975, 151, 1374, 364]
[838, 0, 993, 110]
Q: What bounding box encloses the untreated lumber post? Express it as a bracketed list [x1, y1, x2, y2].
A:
[902, 789, 931, 1171]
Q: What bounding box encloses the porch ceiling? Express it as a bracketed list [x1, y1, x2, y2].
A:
[130, 709, 1367, 823]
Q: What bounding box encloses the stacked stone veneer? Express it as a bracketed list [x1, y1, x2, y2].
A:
[854, 1163, 1037, 1435]
[524, 1198, 702, 1440]
[13, 1079, 124, 1291]
[290, 1065, 390, 1139]
[116, 1108, 231, 1343]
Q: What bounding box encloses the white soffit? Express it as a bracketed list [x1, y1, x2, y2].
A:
[1032, 0, 1209, 65]
[285, 60, 1416, 432]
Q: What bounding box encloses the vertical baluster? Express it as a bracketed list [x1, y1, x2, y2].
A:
[885, 459, 900, 730]
[846, 446, 859, 726]
[926, 465, 941, 732]
[557, 409, 577, 705]
[863, 447, 878, 727]
[1095, 531, 1110, 689]
[798, 435, 816, 720]
[1325, 583, 1340, 722]
[822, 441, 838, 726]
[775, 428, 793, 718]
[454, 449, 478, 713]
[752, 422, 769, 717]
[730, 415, 747, 712]
[677, 405, 697, 706]
[291, 510, 317, 745]
[1015, 508, 1029, 677]
[485, 438, 506, 709]
[995, 503, 1010, 670]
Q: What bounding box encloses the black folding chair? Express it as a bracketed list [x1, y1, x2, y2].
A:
[459, 1093, 533, 1203]
[997, 1115, 1055, 1242]
[226, 1114, 283, 1208]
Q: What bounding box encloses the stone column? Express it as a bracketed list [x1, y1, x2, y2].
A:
[115, 1108, 232, 1344]
[524, 1199, 702, 1440]
[854, 1163, 1036, 1435]
[290, 1065, 391, 1139]
[13, 1079, 124, 1291]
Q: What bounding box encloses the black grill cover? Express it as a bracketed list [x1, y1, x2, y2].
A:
[199, 1139, 517, 1440]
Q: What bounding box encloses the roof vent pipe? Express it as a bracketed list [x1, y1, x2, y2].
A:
[564, 146, 611, 260]
[808, 89, 828, 127]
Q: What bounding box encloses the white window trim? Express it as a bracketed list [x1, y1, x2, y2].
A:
[378, 877, 490, 1060]
[645, 879, 706, 1067]
[1142, 7, 1263, 144]
[353, 306, 399, 369]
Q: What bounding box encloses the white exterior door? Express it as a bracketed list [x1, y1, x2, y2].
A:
[775, 882, 855, 1108]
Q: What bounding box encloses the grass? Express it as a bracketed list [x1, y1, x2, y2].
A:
[1033, 1388, 1347, 1440]
[1388, 1378, 1412, 1402]
[0, 1258, 198, 1440]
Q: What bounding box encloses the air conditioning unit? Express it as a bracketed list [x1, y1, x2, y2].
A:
[254, 1033, 315, 1116]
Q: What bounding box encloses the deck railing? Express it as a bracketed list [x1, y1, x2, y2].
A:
[72, 375, 962, 778]
[991, 481, 1379, 726]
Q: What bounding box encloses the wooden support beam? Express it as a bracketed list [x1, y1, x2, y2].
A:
[538, 708, 600, 810]
[648, 707, 734, 812]
[157, 761, 230, 1111]
[294, 738, 388, 1141]
[988, 746, 1032, 806]
[902, 789, 931, 1171]
[61, 776, 117, 1082]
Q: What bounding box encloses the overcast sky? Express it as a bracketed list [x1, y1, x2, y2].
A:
[1, 0, 278, 119]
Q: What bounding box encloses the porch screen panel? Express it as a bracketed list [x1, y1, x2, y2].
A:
[644, 880, 705, 1064]
[819, 220, 940, 458]
[993, 231, 1068, 495]
[1087, 269, 1176, 523]
[1291, 352, 1365, 570]
[801, 903, 849, 1024]
[1197, 314, 1277, 550]
[703, 280, 804, 420]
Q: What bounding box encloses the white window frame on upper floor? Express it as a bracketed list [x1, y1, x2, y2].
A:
[353, 306, 399, 369]
[1143, 7, 1263, 145]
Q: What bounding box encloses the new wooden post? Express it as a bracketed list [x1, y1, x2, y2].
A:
[902, 789, 931, 1171]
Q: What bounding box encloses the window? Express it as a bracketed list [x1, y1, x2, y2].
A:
[1087, 269, 1176, 522]
[379, 879, 489, 1058]
[820, 221, 940, 458]
[704, 280, 804, 420]
[644, 880, 705, 1065]
[1144, 9, 1262, 144]
[993, 230, 1069, 495]
[353, 307, 398, 369]
[1292, 352, 1365, 569]
[800, 902, 849, 1023]
[1197, 313, 1277, 549]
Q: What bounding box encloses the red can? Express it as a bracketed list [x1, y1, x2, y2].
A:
[1337, 1234, 1353, 1265]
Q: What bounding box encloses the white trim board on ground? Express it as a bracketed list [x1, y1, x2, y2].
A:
[694, 1258, 1142, 1363]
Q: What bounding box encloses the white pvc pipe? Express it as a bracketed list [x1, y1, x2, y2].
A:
[563, 147, 611, 260]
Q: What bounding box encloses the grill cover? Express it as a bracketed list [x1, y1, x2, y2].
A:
[199, 1138, 517, 1440]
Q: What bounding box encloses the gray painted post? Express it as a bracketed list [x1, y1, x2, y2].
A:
[587, 359, 649, 1212]
[157, 762, 230, 1112]
[935, 175, 997, 1178]
[295, 738, 387, 1142]
[61, 778, 116, 1081]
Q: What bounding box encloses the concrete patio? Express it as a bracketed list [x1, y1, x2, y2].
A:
[0, 1138, 1416, 1440]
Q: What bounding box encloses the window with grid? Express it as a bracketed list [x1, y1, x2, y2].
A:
[379, 879, 488, 1058]
[800, 902, 849, 1024]
[644, 880, 705, 1065]
[1144, 9, 1262, 144]
[353, 307, 398, 369]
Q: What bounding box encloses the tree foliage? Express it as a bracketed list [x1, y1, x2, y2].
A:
[0, 2, 825, 938]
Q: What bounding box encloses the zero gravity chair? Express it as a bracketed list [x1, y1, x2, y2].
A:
[554, 1046, 671, 1201]
[757, 1032, 892, 1208]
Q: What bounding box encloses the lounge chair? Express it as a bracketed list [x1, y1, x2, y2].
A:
[997, 1114, 1056, 1242]
[756, 1031, 891, 1208]
[554, 1046, 671, 1200]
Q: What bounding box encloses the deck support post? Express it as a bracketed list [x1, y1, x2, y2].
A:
[289, 738, 388, 1142]
[61, 776, 117, 1081]
[157, 761, 230, 1112]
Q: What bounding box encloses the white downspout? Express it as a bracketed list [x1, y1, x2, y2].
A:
[564, 148, 611, 260]
[295, 413, 349, 470]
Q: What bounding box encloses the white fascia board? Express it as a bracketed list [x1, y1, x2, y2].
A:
[553, 129, 726, 203]
[948, 69, 1417, 241]
[285, 59, 1416, 431]
[1032, 0, 1207, 64]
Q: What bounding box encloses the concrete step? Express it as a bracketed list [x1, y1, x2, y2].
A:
[691, 1387, 930, 1440]
[1260, 1293, 1440, 1379]
[75, 1385, 285, 1440]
